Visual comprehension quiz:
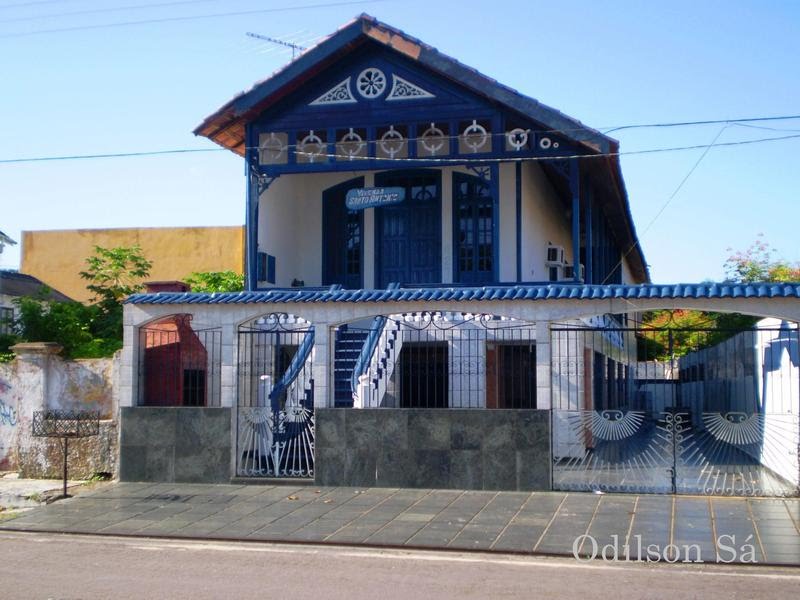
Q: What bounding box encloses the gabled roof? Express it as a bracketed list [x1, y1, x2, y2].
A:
[194, 14, 649, 283]
[0, 230, 16, 249]
[0, 271, 73, 302]
[195, 14, 613, 156]
[125, 282, 800, 306]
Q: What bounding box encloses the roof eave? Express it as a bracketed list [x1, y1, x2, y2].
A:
[193, 14, 615, 157]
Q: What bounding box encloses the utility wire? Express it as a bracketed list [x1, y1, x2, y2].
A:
[1, 131, 799, 166]
[0, 0, 75, 10]
[0, 0, 230, 25]
[602, 125, 731, 285]
[0, 0, 389, 38]
[0, 147, 222, 164]
[602, 114, 800, 134]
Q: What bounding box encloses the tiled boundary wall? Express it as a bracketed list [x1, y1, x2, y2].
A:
[0, 343, 118, 477]
[119, 293, 800, 486]
[118, 407, 231, 483]
[122, 294, 800, 412]
[316, 408, 550, 490]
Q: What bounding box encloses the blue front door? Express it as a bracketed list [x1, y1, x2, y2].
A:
[322, 177, 364, 289]
[375, 170, 441, 288]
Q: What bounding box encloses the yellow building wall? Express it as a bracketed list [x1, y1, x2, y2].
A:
[21, 226, 245, 303]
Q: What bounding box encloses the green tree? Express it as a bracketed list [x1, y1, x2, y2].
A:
[5, 246, 151, 359]
[724, 236, 800, 283]
[80, 245, 152, 338]
[184, 270, 244, 293]
[9, 287, 121, 359]
[638, 309, 756, 361]
[642, 237, 799, 360]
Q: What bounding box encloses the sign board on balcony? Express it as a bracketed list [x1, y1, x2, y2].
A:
[345, 187, 405, 211]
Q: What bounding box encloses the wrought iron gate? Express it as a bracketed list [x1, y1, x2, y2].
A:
[236, 314, 315, 477]
[551, 320, 800, 496]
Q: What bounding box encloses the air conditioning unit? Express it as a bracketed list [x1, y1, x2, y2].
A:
[563, 263, 585, 281]
[545, 244, 565, 266]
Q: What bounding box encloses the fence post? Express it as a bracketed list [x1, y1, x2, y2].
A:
[9, 343, 62, 475]
[220, 323, 237, 408]
[535, 322, 552, 410]
[312, 322, 330, 408]
[9, 343, 62, 414]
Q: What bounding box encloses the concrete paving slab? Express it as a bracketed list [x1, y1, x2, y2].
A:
[1, 482, 798, 565]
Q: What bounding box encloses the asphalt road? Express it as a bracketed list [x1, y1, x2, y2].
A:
[0, 531, 799, 599]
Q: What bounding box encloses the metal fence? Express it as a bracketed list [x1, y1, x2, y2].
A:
[551, 320, 800, 496]
[236, 313, 315, 477]
[334, 312, 537, 409]
[137, 315, 222, 407]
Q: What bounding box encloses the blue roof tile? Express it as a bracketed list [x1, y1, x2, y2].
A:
[124, 283, 800, 306]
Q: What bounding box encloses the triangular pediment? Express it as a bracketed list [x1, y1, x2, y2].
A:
[251, 42, 488, 130]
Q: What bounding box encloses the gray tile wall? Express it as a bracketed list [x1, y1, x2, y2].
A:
[316, 409, 551, 491]
[119, 407, 231, 483]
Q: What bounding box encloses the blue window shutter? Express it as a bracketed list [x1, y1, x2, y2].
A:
[267, 255, 276, 284]
[257, 252, 267, 282]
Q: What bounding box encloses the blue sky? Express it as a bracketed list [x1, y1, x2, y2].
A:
[1, 0, 798, 283]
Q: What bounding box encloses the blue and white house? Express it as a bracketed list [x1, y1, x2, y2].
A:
[194, 15, 648, 291]
[120, 15, 800, 495]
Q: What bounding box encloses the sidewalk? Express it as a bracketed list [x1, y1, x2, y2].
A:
[0, 473, 88, 514]
[1, 482, 799, 565]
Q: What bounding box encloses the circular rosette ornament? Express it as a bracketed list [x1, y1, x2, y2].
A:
[357, 67, 387, 98]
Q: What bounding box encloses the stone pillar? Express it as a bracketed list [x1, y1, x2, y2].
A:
[10, 343, 63, 414]
[119, 309, 136, 408]
[9, 343, 62, 475]
[220, 323, 236, 408]
[313, 323, 331, 409]
[535, 322, 552, 410]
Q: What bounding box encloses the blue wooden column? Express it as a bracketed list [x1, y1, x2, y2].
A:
[569, 158, 581, 283]
[245, 160, 259, 291]
[245, 158, 277, 291]
[491, 163, 500, 284]
[584, 182, 593, 284]
[515, 161, 522, 282]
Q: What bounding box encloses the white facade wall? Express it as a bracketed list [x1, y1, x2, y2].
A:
[258, 163, 574, 289]
[519, 162, 574, 281]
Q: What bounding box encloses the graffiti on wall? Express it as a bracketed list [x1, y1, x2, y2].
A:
[0, 378, 16, 427]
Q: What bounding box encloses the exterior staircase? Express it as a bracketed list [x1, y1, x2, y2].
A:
[333, 326, 369, 407]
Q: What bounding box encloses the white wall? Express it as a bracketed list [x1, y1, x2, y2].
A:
[621, 257, 636, 285]
[258, 163, 572, 289]
[520, 162, 574, 282]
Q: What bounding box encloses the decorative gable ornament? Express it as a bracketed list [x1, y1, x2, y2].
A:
[309, 77, 357, 106]
[309, 70, 434, 105]
[357, 67, 387, 98]
[386, 74, 435, 101]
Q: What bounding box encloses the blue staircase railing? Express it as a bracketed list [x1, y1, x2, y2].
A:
[269, 326, 315, 411]
[350, 316, 388, 395]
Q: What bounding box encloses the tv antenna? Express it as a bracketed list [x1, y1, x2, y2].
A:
[246, 32, 307, 59]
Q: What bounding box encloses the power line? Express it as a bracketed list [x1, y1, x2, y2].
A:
[602, 125, 731, 284]
[0, 0, 229, 25]
[2, 131, 799, 166]
[0, 147, 222, 164]
[602, 114, 800, 134]
[0, 0, 75, 10]
[0, 0, 388, 39]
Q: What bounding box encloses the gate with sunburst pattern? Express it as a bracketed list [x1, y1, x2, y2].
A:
[236, 313, 315, 478]
[550, 318, 800, 496]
